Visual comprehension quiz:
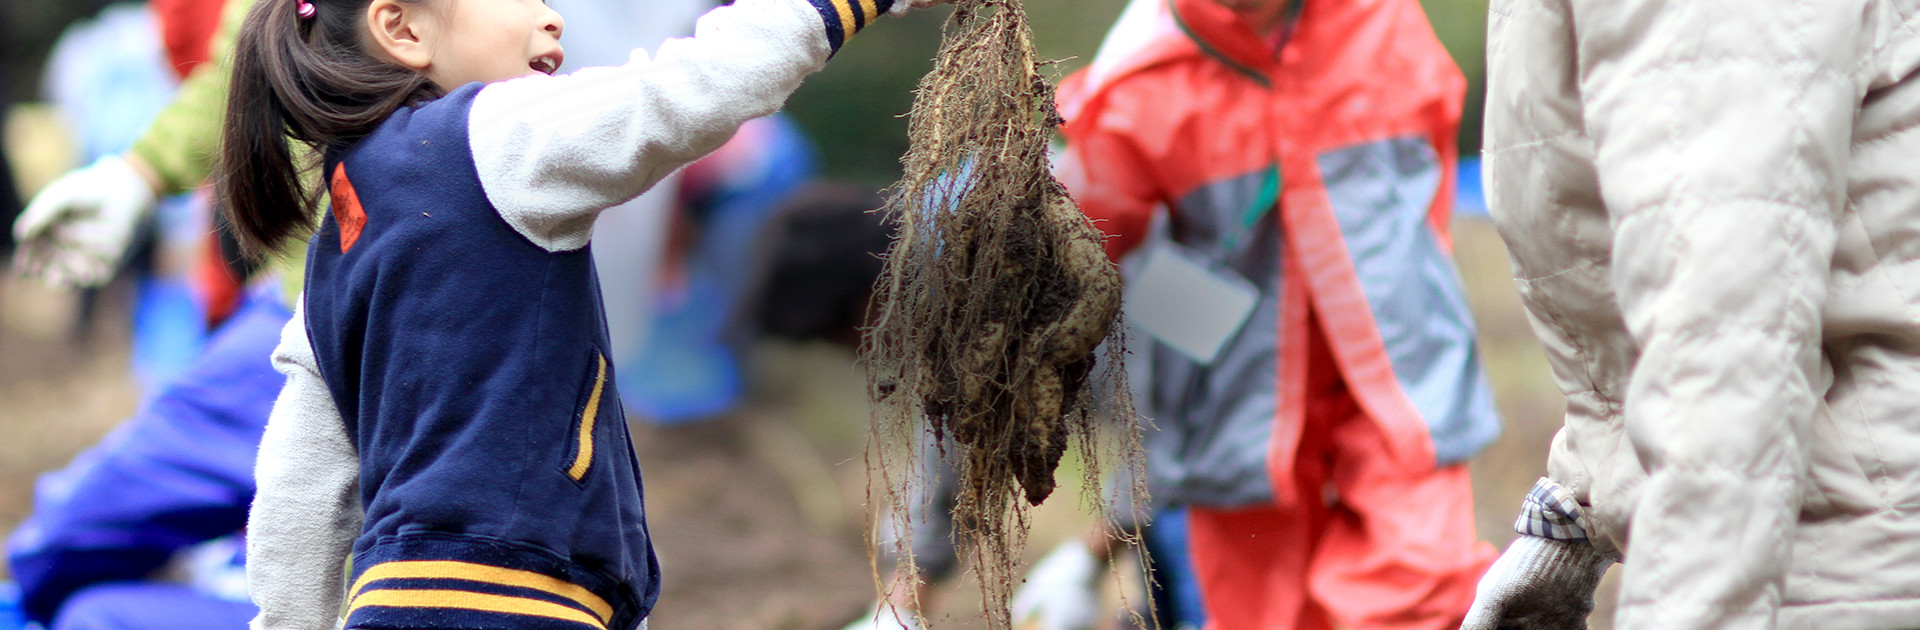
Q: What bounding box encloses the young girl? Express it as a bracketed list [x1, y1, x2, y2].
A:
[217, 0, 921, 628]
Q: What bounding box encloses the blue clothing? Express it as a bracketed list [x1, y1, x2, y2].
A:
[7, 296, 287, 624]
[51, 583, 254, 630]
[1141, 509, 1205, 630]
[304, 84, 657, 630]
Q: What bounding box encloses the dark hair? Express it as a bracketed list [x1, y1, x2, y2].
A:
[215, 0, 442, 258]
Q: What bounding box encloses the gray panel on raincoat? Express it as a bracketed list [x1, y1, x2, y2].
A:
[1135, 167, 1284, 509]
[1317, 136, 1501, 465]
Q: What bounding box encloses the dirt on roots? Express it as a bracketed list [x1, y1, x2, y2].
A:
[860, 0, 1146, 628]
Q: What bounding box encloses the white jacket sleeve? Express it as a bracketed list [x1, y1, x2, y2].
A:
[1571, 1, 1857, 627]
[468, 0, 839, 252]
[247, 297, 362, 630]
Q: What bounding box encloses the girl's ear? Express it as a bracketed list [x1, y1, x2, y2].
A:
[365, 0, 434, 71]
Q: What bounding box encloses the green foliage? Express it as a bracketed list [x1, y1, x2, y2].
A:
[1422, 0, 1488, 154]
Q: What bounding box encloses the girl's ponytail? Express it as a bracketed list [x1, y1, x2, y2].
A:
[217, 0, 305, 259]
[215, 0, 440, 258]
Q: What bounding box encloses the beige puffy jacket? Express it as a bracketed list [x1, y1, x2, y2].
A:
[1484, 0, 1920, 627]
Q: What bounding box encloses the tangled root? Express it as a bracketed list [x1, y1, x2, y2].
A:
[861, 0, 1143, 627]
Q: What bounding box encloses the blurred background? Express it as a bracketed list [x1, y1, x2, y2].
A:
[0, 0, 1597, 628]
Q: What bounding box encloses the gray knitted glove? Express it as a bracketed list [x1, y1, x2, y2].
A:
[1462, 535, 1613, 629]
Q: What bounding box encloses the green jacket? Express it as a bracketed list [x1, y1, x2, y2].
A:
[129, 0, 308, 301]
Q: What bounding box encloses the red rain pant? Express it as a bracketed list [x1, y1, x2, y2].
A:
[1187, 312, 1495, 630]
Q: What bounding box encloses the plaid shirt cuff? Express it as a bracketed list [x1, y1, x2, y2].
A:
[1514, 477, 1593, 542]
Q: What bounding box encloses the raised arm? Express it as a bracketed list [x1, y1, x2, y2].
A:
[247, 298, 362, 630]
[11, 0, 255, 288]
[469, 0, 892, 251]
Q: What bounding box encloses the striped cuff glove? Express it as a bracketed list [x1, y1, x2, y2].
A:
[807, 0, 948, 51]
[808, 0, 896, 52]
[1462, 529, 1614, 629]
[1462, 478, 1616, 629]
[1516, 477, 1597, 543]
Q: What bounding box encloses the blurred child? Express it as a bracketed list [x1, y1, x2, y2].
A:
[6, 3, 274, 629]
[1027, 0, 1503, 627]
[215, 0, 926, 628]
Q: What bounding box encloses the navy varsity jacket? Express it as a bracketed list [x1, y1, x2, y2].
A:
[303, 85, 658, 630]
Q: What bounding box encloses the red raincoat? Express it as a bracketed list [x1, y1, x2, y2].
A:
[1056, 0, 1498, 626]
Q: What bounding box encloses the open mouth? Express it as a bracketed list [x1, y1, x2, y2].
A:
[530, 52, 562, 75]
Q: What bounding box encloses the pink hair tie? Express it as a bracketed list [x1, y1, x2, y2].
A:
[296, 0, 316, 19]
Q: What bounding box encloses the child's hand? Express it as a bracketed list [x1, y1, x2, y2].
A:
[888, 0, 949, 17]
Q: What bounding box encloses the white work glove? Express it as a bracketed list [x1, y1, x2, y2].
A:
[11, 155, 158, 289]
[1462, 535, 1614, 630]
[1010, 541, 1101, 630]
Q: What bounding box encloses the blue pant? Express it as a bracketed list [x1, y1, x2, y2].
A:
[6, 295, 288, 625]
[1143, 508, 1206, 629]
[50, 584, 253, 630]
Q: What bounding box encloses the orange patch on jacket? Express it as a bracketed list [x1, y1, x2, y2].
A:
[331, 164, 367, 253]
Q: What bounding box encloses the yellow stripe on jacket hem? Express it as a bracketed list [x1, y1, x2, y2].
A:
[856, 0, 878, 23]
[568, 353, 608, 482]
[348, 589, 607, 629]
[347, 560, 614, 623]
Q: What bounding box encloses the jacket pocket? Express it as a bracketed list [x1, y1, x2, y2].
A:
[564, 350, 610, 484]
